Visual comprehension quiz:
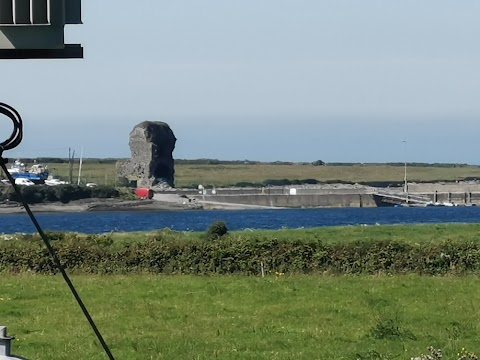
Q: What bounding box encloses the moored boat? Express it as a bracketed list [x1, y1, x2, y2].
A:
[7, 159, 49, 182]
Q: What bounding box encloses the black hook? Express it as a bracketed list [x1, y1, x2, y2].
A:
[0, 102, 23, 155]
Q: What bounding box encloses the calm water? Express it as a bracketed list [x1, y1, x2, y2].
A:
[1, 206, 480, 234]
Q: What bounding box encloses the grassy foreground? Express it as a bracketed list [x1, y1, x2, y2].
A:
[1, 275, 480, 360]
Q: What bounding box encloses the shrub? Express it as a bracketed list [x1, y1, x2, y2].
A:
[234, 182, 262, 188]
[263, 179, 292, 186]
[4, 236, 480, 275]
[90, 186, 119, 198]
[261, 178, 319, 186]
[116, 177, 130, 187]
[206, 220, 228, 239]
[0, 184, 121, 204]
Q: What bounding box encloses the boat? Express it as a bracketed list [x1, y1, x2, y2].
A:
[7, 159, 49, 183]
[44, 178, 67, 186]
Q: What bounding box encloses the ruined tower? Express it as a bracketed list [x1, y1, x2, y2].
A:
[117, 121, 176, 188]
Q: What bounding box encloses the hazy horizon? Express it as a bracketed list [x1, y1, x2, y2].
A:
[6, 154, 479, 167]
[2, 1, 480, 164]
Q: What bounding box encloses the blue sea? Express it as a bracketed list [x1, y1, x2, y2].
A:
[1, 206, 480, 234]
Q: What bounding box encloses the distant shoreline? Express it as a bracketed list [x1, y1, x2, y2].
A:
[0, 197, 274, 215]
[0, 198, 199, 215]
[3, 181, 480, 215]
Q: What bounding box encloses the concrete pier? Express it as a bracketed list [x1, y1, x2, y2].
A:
[159, 182, 480, 209]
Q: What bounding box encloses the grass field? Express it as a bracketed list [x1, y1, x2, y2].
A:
[55, 223, 480, 245]
[33, 162, 480, 188]
[175, 164, 480, 188]
[9, 223, 480, 246]
[1, 274, 480, 360]
[3, 226, 480, 359]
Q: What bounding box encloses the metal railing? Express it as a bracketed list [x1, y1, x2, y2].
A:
[0, 0, 50, 25]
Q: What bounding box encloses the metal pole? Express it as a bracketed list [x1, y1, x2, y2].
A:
[402, 140, 407, 194]
[77, 146, 83, 185]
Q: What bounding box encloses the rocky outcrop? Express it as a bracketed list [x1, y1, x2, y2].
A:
[117, 121, 176, 188]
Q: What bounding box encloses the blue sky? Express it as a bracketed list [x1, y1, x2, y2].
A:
[1, 0, 480, 163]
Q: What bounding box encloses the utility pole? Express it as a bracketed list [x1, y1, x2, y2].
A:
[402, 140, 408, 194]
[68, 148, 75, 185]
[77, 146, 83, 185]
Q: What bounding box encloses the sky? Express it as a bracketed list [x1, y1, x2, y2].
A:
[1, 0, 480, 163]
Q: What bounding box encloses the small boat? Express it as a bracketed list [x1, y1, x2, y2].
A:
[7, 159, 49, 182]
[425, 201, 459, 207]
[44, 178, 67, 186]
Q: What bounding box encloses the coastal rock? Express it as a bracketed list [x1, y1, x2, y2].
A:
[117, 121, 176, 188]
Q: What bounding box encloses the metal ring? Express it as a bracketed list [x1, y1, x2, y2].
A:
[0, 102, 23, 152]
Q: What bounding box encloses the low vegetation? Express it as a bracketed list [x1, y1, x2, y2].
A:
[2, 224, 480, 275]
[0, 185, 120, 204]
[176, 163, 480, 188]
[3, 159, 479, 188]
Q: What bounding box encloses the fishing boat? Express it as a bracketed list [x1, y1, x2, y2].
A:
[7, 159, 49, 182]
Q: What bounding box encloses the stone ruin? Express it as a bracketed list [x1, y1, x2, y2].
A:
[116, 121, 176, 189]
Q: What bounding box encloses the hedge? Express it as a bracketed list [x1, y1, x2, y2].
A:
[1, 232, 480, 275]
[0, 185, 120, 204]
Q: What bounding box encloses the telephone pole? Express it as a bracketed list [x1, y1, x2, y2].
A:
[68, 148, 75, 185]
[402, 140, 407, 194]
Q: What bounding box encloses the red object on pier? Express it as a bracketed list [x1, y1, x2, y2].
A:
[135, 188, 154, 199]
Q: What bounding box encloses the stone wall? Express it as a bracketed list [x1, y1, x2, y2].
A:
[196, 193, 377, 208]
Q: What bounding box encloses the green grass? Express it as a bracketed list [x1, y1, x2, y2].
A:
[228, 223, 480, 245]
[45, 162, 118, 186]
[25, 223, 480, 246]
[4, 226, 480, 358]
[1, 274, 480, 359]
[37, 162, 480, 188]
[175, 163, 480, 188]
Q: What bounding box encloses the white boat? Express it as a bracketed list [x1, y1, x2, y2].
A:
[44, 178, 67, 186]
[15, 178, 35, 186]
